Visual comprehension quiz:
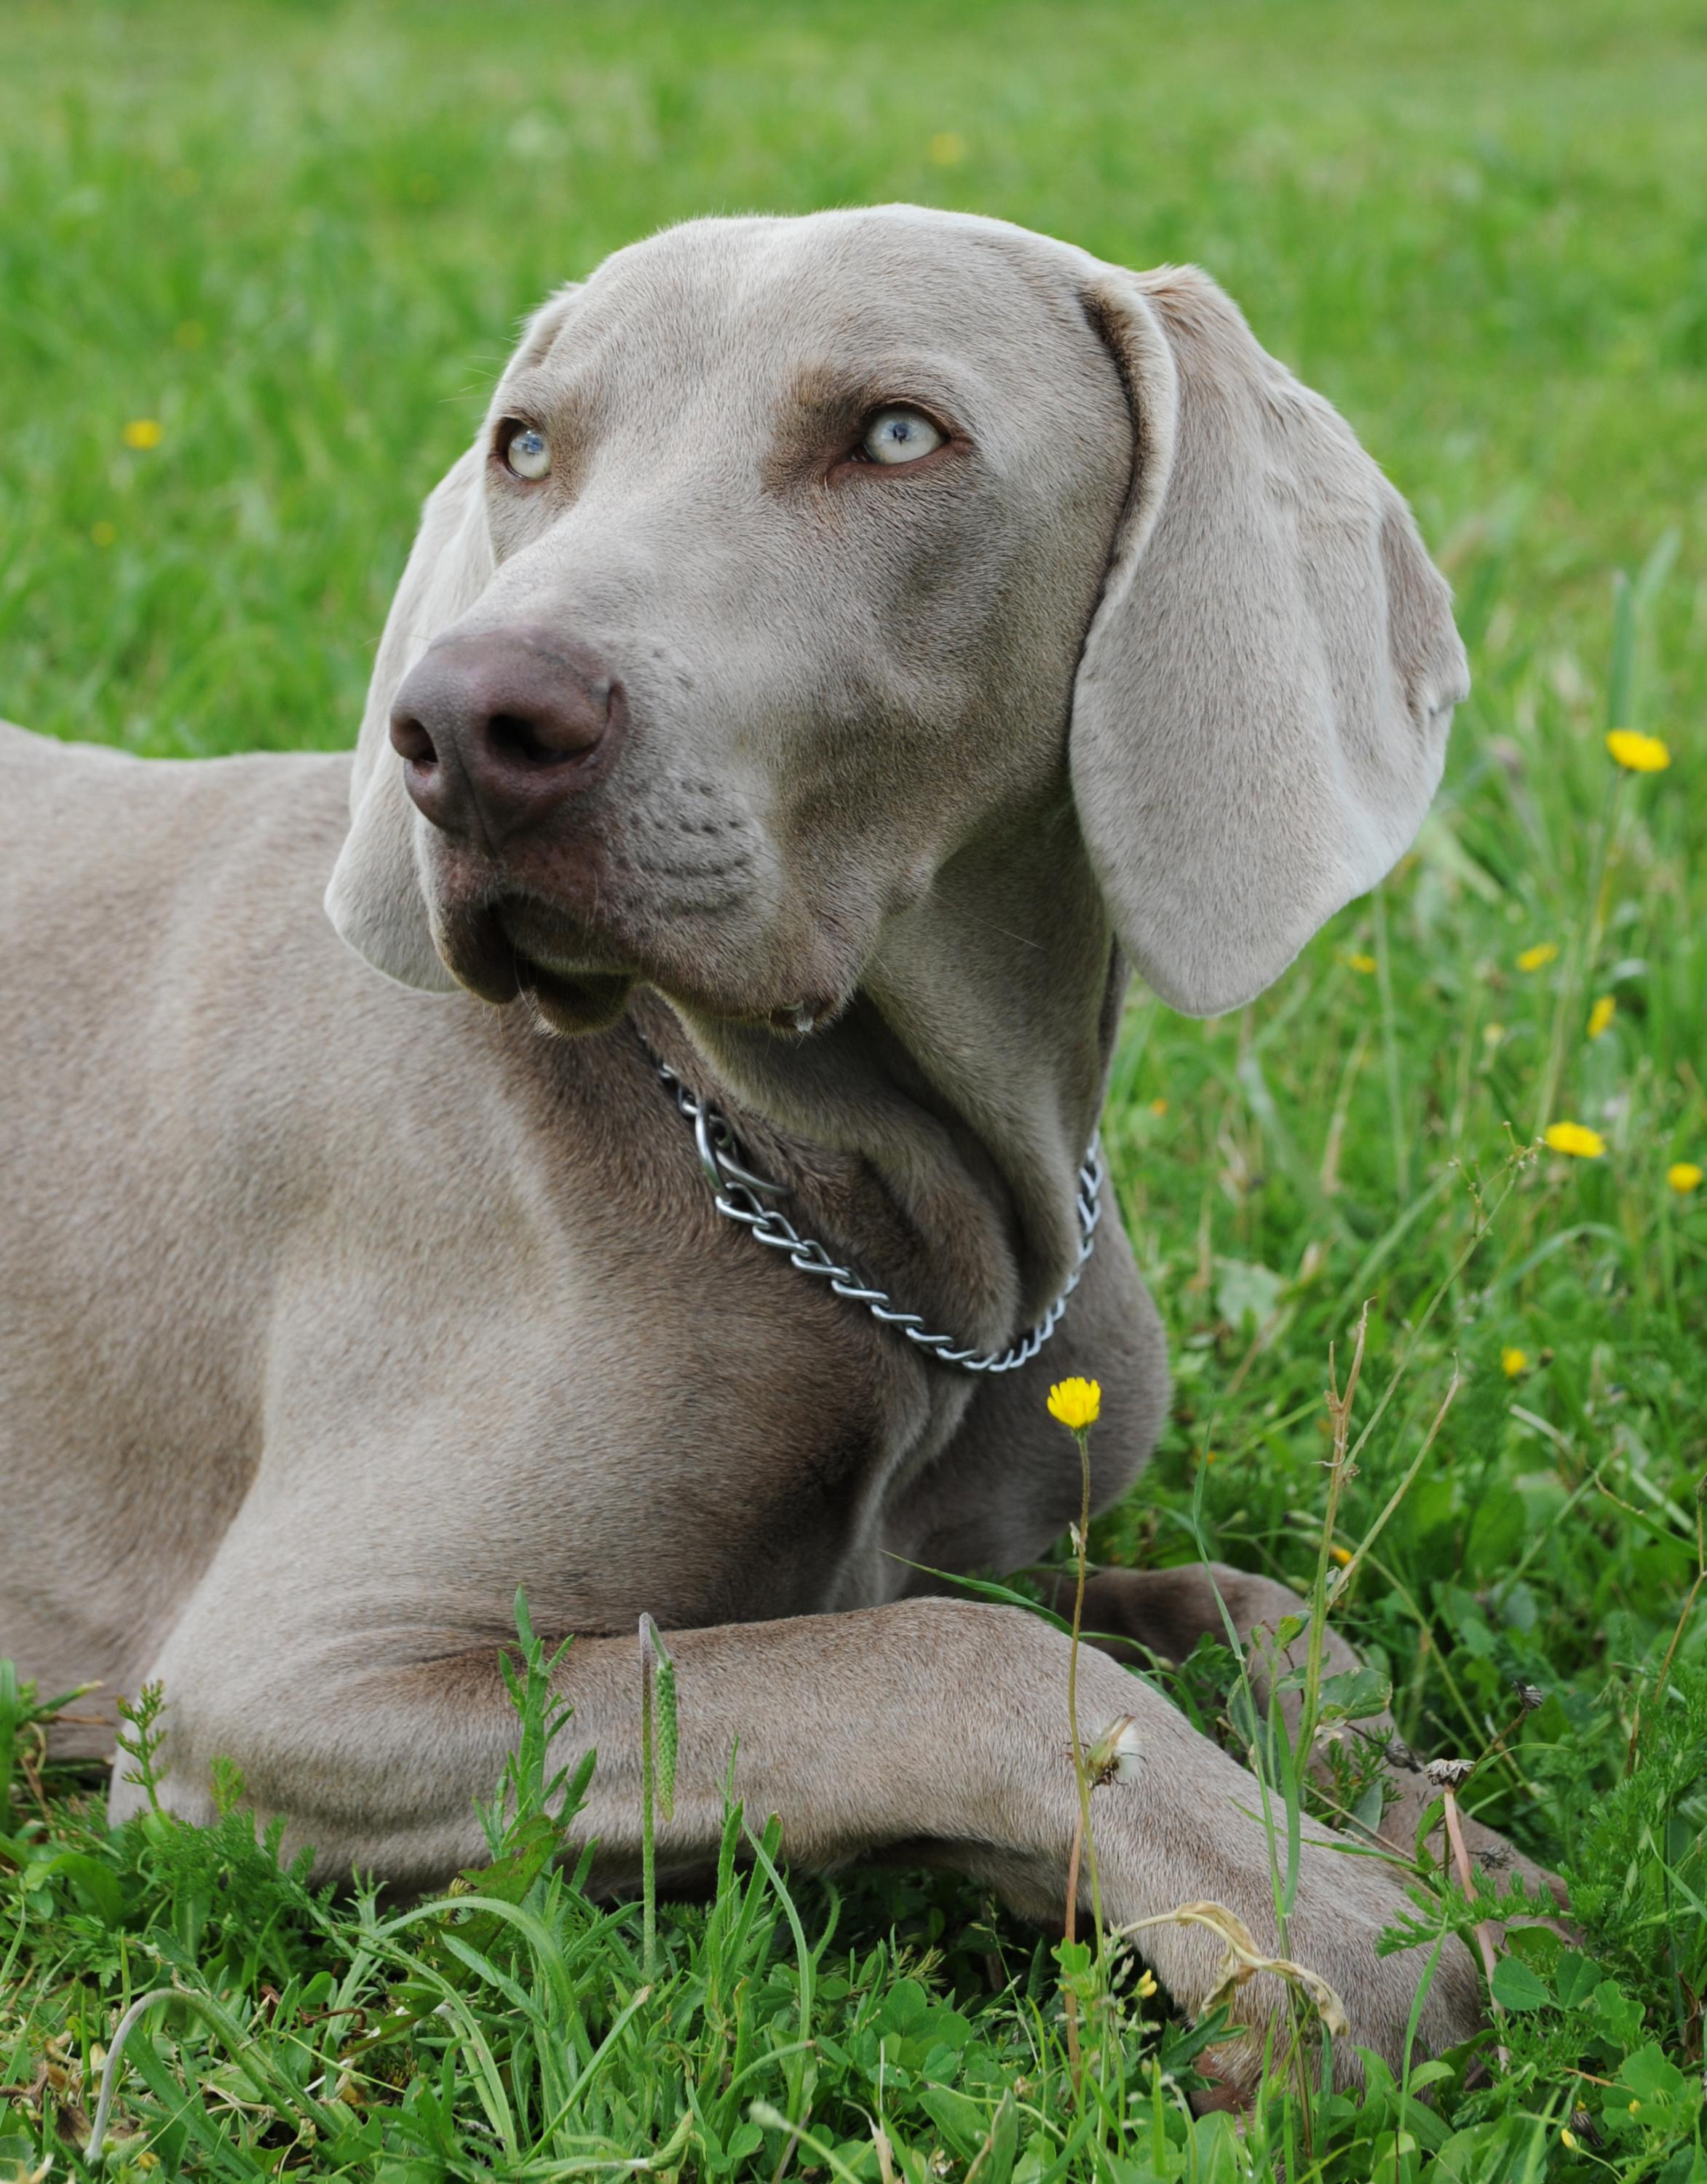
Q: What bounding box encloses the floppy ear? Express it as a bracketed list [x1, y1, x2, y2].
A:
[325, 283, 581, 989]
[1069, 264, 1467, 1017]
[322, 443, 494, 989]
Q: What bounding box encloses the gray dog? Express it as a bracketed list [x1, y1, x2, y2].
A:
[4, 207, 1534, 2094]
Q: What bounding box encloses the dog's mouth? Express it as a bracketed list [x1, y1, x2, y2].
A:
[432, 892, 842, 1042]
[430, 897, 635, 1034]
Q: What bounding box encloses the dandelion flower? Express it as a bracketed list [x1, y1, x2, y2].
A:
[122, 418, 164, 450]
[1516, 941, 1558, 973]
[1606, 728, 1670, 772]
[1501, 1347, 1529, 1378]
[1148, 1096, 1168, 1117]
[1329, 1543, 1352, 1567]
[1047, 1377, 1101, 1431]
[1586, 994, 1615, 1039]
[1347, 951, 1377, 976]
[1543, 1120, 1606, 1159]
[1669, 1162, 1703, 1194]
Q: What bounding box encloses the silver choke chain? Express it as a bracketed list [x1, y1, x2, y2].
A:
[651, 1055, 1102, 1374]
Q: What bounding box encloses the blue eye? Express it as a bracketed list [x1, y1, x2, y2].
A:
[504, 424, 552, 480]
[860, 407, 943, 465]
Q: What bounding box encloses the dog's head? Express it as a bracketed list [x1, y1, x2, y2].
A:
[327, 207, 1465, 1032]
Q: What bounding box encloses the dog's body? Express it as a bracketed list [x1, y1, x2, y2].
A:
[4, 207, 1524, 2089]
[3, 725, 1164, 1747]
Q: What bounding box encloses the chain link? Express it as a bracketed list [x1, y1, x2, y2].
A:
[651, 1055, 1101, 1374]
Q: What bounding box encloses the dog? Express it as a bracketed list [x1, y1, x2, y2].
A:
[4, 206, 1534, 2093]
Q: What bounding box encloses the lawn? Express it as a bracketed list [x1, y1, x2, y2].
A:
[2, 1, 1704, 2177]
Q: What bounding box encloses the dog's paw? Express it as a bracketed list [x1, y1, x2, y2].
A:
[1189, 1867, 1485, 2102]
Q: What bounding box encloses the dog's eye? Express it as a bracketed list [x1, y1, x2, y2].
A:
[859, 407, 943, 466]
[502, 424, 552, 480]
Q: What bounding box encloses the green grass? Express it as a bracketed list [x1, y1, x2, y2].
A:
[2, 1, 1705, 2177]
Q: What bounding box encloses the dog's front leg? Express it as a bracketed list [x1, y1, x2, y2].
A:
[130, 1594, 1479, 2092]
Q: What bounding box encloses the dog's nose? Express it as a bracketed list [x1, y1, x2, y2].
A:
[390, 629, 622, 844]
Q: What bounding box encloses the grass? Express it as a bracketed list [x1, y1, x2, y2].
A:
[1, 0, 1704, 2176]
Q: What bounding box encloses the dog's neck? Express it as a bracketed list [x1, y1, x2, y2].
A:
[652, 795, 1122, 1360]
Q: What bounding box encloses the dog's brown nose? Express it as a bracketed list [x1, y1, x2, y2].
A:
[390, 629, 622, 844]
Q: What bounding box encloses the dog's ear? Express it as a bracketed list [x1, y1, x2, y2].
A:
[323, 443, 491, 989]
[1069, 264, 1467, 1017]
[325, 285, 579, 989]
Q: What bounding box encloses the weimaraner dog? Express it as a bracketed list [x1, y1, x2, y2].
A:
[4, 206, 1534, 2092]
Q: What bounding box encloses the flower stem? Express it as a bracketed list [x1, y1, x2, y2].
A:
[1062, 1422, 1106, 2096]
[641, 1620, 657, 1979]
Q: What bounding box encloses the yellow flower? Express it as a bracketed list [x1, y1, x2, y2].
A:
[1669, 1162, 1703, 1194]
[1347, 951, 1378, 976]
[1134, 1968, 1157, 1999]
[1328, 1544, 1352, 1567]
[928, 131, 966, 165]
[1586, 994, 1615, 1040]
[1516, 942, 1558, 973]
[1148, 1096, 1168, 1117]
[1544, 1120, 1606, 1159]
[1047, 1377, 1101, 1431]
[1560, 2128, 1578, 2151]
[1502, 1347, 1529, 1378]
[1482, 1022, 1505, 1047]
[122, 417, 164, 450]
[1606, 728, 1671, 772]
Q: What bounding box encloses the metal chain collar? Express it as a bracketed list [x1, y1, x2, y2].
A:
[651, 1055, 1102, 1374]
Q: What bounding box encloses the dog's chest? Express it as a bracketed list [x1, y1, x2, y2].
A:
[320, 1085, 944, 1642]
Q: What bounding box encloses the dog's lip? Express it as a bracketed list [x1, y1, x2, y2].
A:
[432, 898, 524, 1004]
[432, 893, 847, 1036]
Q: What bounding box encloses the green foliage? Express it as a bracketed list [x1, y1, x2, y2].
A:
[2, 0, 1704, 2175]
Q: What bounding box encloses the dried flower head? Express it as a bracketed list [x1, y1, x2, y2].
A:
[1047, 1377, 1101, 1431]
[1425, 1757, 1476, 1789]
[1606, 728, 1671, 772]
[1513, 1680, 1546, 1712]
[1085, 1713, 1144, 1787]
[1544, 1120, 1606, 1159]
